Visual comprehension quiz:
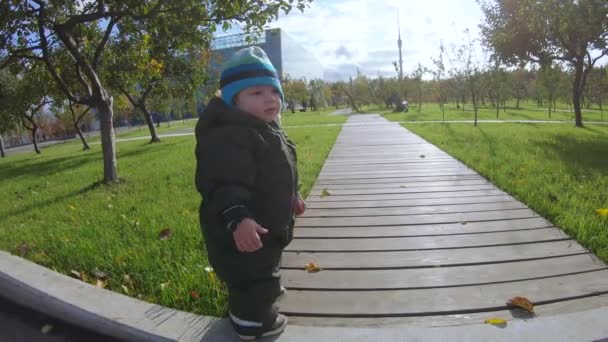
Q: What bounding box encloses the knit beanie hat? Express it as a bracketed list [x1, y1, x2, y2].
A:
[220, 46, 284, 105]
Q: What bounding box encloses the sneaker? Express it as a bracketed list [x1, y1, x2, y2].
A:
[277, 286, 287, 301]
[232, 313, 288, 341]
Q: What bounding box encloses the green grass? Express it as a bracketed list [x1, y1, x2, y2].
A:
[0, 124, 342, 316]
[381, 101, 607, 123]
[402, 122, 608, 262]
[73, 108, 346, 148]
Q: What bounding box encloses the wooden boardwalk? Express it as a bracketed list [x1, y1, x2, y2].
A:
[280, 114, 608, 326]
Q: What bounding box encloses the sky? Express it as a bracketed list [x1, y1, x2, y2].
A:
[220, 0, 487, 81]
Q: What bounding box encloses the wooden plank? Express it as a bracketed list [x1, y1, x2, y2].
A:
[294, 217, 552, 238]
[307, 189, 507, 202]
[283, 254, 606, 289]
[323, 160, 463, 167]
[300, 202, 527, 218]
[282, 240, 586, 269]
[319, 170, 475, 178]
[279, 270, 608, 316]
[315, 175, 484, 185]
[296, 209, 537, 227]
[311, 179, 490, 190]
[318, 172, 478, 180]
[308, 185, 497, 196]
[321, 164, 469, 172]
[306, 194, 515, 209]
[286, 228, 568, 252]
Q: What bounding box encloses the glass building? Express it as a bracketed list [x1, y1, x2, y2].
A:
[211, 28, 323, 81]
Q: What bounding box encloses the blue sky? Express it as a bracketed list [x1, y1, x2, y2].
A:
[220, 0, 486, 81]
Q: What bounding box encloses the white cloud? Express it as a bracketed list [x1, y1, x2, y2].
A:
[221, 0, 487, 80]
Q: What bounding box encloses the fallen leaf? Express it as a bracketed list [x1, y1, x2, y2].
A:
[160, 282, 170, 290]
[68, 205, 77, 211]
[305, 262, 322, 273]
[596, 208, 608, 216]
[17, 242, 30, 257]
[190, 290, 200, 299]
[92, 267, 108, 280]
[40, 324, 53, 334]
[121, 285, 130, 294]
[123, 274, 135, 288]
[506, 296, 535, 314]
[107, 204, 113, 209]
[96, 279, 107, 289]
[320, 189, 332, 197]
[158, 228, 172, 240]
[204, 266, 214, 273]
[484, 318, 507, 326]
[460, 221, 468, 225]
[419, 154, 426, 158]
[400, 185, 407, 188]
[70, 270, 82, 279]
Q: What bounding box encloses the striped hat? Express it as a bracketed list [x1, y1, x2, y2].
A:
[220, 46, 284, 105]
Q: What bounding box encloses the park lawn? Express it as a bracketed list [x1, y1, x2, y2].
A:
[0, 124, 342, 316]
[402, 122, 608, 262]
[382, 102, 607, 123]
[68, 108, 344, 148]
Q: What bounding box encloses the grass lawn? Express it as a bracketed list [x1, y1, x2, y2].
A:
[402, 122, 608, 262]
[0, 124, 342, 316]
[382, 101, 607, 123]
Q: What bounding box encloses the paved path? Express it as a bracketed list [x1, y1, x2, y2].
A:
[281, 114, 608, 326]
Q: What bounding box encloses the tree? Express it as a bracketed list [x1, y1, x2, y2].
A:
[0, 69, 20, 157]
[106, 22, 209, 143]
[510, 68, 530, 109]
[411, 63, 428, 113]
[452, 30, 485, 126]
[587, 66, 608, 121]
[282, 75, 308, 113]
[479, 0, 608, 127]
[1, 0, 312, 182]
[539, 63, 563, 118]
[432, 42, 447, 120]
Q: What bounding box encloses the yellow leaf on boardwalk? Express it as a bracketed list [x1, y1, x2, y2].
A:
[305, 262, 322, 273]
[320, 189, 332, 197]
[596, 208, 608, 216]
[484, 318, 507, 326]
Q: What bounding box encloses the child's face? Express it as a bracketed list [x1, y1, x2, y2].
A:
[234, 85, 282, 122]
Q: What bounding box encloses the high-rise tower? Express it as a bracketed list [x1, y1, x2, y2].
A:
[397, 14, 404, 80]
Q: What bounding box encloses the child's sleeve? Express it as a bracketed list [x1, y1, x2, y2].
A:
[195, 130, 257, 232]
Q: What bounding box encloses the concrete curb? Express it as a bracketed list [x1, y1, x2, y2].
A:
[0, 251, 235, 341]
[2, 250, 608, 341]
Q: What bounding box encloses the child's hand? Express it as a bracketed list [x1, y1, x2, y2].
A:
[233, 218, 268, 253]
[294, 193, 307, 216]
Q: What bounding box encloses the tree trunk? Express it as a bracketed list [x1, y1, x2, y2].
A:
[141, 104, 160, 143]
[31, 127, 40, 154]
[548, 94, 552, 119]
[74, 122, 90, 150]
[599, 99, 603, 121]
[97, 97, 118, 182]
[516, 97, 520, 109]
[572, 60, 584, 127]
[496, 96, 500, 119]
[456, 97, 460, 109]
[0, 134, 5, 158]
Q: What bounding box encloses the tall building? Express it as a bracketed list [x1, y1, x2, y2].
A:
[397, 15, 404, 81]
[211, 28, 323, 81]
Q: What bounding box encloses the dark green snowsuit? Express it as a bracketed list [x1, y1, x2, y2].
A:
[194, 97, 298, 326]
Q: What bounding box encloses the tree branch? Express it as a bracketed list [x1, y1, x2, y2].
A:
[120, 86, 138, 107]
[93, 17, 116, 71]
[76, 64, 92, 96]
[36, 3, 80, 104]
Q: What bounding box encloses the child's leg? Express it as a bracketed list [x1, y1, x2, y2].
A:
[225, 247, 283, 328]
